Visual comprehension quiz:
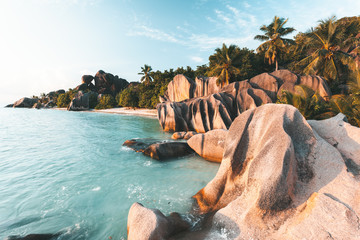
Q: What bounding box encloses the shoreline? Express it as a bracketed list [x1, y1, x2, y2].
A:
[52, 107, 158, 118]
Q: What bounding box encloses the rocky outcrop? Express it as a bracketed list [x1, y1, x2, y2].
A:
[171, 131, 198, 140]
[194, 76, 220, 98]
[127, 203, 189, 240]
[129, 104, 360, 239]
[249, 73, 279, 101]
[299, 75, 332, 100]
[13, 97, 38, 108]
[68, 91, 93, 111]
[123, 138, 194, 160]
[94, 70, 129, 95]
[165, 74, 195, 102]
[187, 129, 227, 163]
[157, 70, 332, 133]
[308, 113, 360, 175]
[190, 104, 360, 239]
[157, 84, 271, 133]
[143, 142, 194, 160]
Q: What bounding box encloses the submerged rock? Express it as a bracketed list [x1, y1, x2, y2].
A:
[187, 129, 227, 163]
[143, 142, 194, 160]
[123, 138, 194, 160]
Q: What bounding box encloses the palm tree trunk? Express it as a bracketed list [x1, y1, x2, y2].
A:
[275, 60, 278, 71]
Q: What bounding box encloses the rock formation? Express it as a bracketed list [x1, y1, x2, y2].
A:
[129, 104, 360, 239]
[171, 131, 198, 140]
[127, 203, 189, 240]
[123, 138, 194, 160]
[187, 129, 227, 163]
[191, 104, 360, 239]
[68, 91, 96, 111]
[157, 70, 332, 133]
[12, 97, 38, 108]
[143, 142, 194, 160]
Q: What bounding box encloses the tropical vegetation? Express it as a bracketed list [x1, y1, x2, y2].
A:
[32, 15, 359, 127]
[254, 16, 295, 71]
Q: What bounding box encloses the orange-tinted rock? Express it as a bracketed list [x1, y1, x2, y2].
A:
[187, 129, 227, 162]
[194, 76, 220, 98]
[191, 104, 360, 239]
[270, 69, 299, 85]
[299, 75, 331, 100]
[250, 73, 278, 101]
[127, 203, 189, 240]
[165, 74, 195, 102]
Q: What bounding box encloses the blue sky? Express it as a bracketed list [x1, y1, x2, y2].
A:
[1, 0, 359, 104]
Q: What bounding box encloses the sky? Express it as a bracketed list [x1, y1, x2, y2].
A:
[0, 0, 359, 104]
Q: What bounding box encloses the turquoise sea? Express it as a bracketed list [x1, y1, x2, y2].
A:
[0, 108, 219, 239]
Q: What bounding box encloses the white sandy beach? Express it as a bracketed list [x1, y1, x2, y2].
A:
[53, 107, 157, 118]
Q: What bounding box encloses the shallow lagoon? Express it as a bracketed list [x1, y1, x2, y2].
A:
[0, 108, 219, 239]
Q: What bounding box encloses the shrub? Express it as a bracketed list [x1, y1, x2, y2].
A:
[118, 87, 139, 108]
[88, 92, 98, 109]
[57, 93, 71, 108]
[95, 94, 116, 109]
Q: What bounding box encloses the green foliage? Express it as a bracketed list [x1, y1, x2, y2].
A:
[277, 85, 328, 119]
[295, 16, 359, 90]
[56, 90, 76, 108]
[88, 92, 98, 109]
[95, 94, 116, 109]
[138, 64, 153, 85]
[208, 44, 242, 87]
[117, 87, 139, 108]
[254, 16, 295, 71]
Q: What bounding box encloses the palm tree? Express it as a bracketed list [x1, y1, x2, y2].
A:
[298, 16, 356, 87]
[138, 64, 153, 85]
[277, 85, 327, 119]
[208, 43, 241, 87]
[254, 16, 295, 71]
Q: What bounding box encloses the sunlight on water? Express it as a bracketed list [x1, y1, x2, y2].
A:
[0, 108, 219, 239]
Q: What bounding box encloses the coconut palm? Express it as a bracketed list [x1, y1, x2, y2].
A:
[254, 16, 295, 71]
[277, 85, 327, 119]
[208, 43, 241, 87]
[138, 64, 153, 85]
[298, 17, 356, 87]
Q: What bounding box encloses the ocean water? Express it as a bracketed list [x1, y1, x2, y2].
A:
[0, 108, 219, 239]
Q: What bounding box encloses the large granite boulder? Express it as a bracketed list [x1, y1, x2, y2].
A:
[194, 76, 220, 98]
[165, 74, 195, 102]
[187, 129, 227, 163]
[81, 75, 94, 85]
[13, 97, 38, 108]
[157, 84, 272, 133]
[68, 91, 92, 111]
[94, 70, 129, 96]
[191, 104, 360, 239]
[299, 75, 331, 100]
[270, 69, 299, 85]
[127, 203, 189, 240]
[157, 92, 234, 133]
[143, 142, 194, 160]
[249, 73, 278, 101]
[123, 139, 194, 160]
[157, 70, 332, 133]
[171, 131, 198, 140]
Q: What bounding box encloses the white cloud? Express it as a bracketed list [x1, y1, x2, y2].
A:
[190, 56, 204, 63]
[127, 25, 181, 43]
[215, 9, 231, 24]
